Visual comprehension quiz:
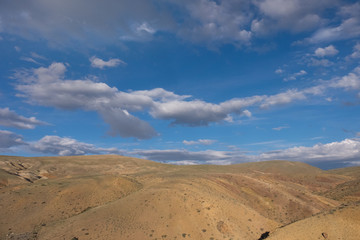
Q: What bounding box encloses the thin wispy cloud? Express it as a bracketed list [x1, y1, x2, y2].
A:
[272, 126, 289, 131]
[183, 139, 217, 145]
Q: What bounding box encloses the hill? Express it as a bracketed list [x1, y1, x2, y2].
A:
[0, 155, 359, 240]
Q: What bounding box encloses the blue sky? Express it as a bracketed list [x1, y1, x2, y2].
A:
[1, 0, 360, 169]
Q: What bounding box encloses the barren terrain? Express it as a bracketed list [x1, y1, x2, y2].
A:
[0, 155, 359, 240]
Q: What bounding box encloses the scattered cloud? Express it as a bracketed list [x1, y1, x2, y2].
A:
[135, 138, 360, 165]
[177, 0, 253, 45]
[275, 68, 283, 74]
[20, 57, 40, 64]
[272, 126, 289, 131]
[135, 22, 156, 35]
[258, 138, 360, 163]
[314, 45, 339, 57]
[183, 139, 217, 145]
[30, 52, 47, 60]
[252, 0, 333, 35]
[90, 56, 126, 69]
[308, 58, 334, 67]
[0, 130, 27, 151]
[13, 63, 360, 139]
[14, 63, 156, 139]
[283, 70, 307, 81]
[0, 107, 47, 129]
[30, 135, 122, 156]
[306, 3, 360, 43]
[260, 89, 306, 108]
[331, 66, 360, 91]
[348, 43, 360, 59]
[0, 0, 174, 45]
[133, 149, 237, 165]
[0, 0, 350, 47]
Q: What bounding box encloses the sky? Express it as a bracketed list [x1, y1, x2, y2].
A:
[0, 0, 360, 169]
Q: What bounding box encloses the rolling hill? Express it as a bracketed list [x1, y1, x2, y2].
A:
[0, 155, 359, 240]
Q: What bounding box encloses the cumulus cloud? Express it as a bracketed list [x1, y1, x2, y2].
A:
[0, 130, 26, 151]
[30, 135, 122, 156]
[252, 0, 333, 35]
[15, 63, 157, 139]
[13, 63, 360, 139]
[331, 66, 360, 91]
[258, 138, 360, 163]
[90, 56, 126, 69]
[13, 63, 262, 136]
[306, 3, 360, 43]
[177, 0, 253, 45]
[183, 139, 216, 145]
[0, 107, 46, 129]
[314, 45, 339, 57]
[0, 0, 357, 48]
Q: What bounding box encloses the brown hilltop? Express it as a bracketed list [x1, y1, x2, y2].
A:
[0, 155, 359, 240]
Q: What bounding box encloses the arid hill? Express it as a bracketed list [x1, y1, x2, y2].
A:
[0, 155, 359, 240]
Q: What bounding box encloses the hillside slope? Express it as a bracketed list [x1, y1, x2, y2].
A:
[0, 155, 359, 240]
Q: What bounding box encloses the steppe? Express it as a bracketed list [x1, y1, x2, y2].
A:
[0, 155, 359, 240]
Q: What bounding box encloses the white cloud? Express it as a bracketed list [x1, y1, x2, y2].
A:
[30, 135, 122, 156]
[348, 43, 360, 59]
[283, 70, 307, 81]
[331, 66, 360, 91]
[133, 149, 236, 164]
[260, 89, 306, 108]
[275, 68, 283, 74]
[272, 126, 289, 131]
[309, 58, 333, 67]
[314, 45, 339, 57]
[183, 139, 217, 145]
[132, 138, 360, 166]
[0, 0, 356, 48]
[178, 0, 253, 45]
[30, 52, 46, 60]
[15, 62, 156, 139]
[0, 130, 26, 150]
[307, 3, 360, 43]
[90, 56, 126, 69]
[13, 63, 360, 140]
[252, 0, 332, 35]
[135, 22, 156, 35]
[0, 107, 46, 129]
[20, 57, 40, 64]
[258, 138, 360, 162]
[0, 0, 174, 45]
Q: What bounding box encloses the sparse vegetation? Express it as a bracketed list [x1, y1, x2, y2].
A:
[0, 156, 359, 240]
